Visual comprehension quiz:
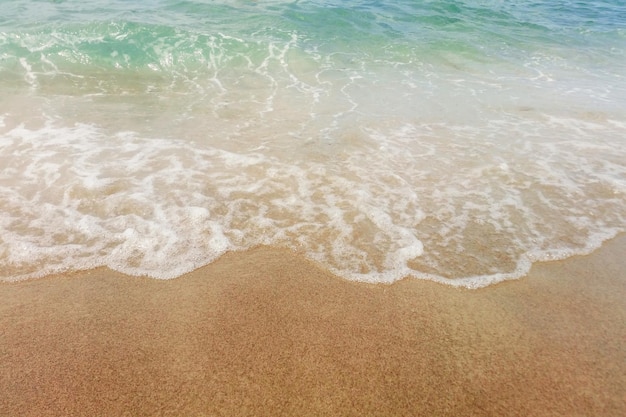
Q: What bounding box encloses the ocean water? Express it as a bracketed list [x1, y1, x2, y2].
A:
[1, 0, 625, 288]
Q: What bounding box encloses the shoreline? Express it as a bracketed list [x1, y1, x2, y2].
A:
[1, 236, 625, 416]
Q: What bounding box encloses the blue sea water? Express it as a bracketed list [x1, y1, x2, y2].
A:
[1, 0, 625, 287]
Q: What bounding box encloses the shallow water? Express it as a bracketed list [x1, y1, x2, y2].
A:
[1, 0, 625, 287]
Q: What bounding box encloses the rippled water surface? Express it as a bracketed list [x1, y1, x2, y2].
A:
[1, 1, 625, 287]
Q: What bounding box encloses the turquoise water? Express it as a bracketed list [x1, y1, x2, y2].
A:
[1, 1, 625, 287]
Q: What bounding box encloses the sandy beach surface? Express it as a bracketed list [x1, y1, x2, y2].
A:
[1, 236, 625, 417]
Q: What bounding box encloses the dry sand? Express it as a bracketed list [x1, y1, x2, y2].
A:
[1, 236, 625, 416]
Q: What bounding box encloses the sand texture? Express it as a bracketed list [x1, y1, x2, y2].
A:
[1, 237, 625, 416]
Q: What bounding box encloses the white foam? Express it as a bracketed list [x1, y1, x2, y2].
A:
[1, 113, 624, 287]
[19, 57, 37, 88]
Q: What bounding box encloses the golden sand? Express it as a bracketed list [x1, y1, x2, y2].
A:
[1, 237, 625, 416]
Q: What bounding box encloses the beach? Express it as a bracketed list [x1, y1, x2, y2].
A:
[2, 235, 625, 416]
[2, 1, 626, 415]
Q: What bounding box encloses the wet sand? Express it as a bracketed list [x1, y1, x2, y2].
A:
[1, 236, 625, 416]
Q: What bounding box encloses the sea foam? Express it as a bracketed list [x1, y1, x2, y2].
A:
[1, 110, 624, 288]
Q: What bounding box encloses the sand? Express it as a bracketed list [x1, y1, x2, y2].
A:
[1, 236, 625, 417]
